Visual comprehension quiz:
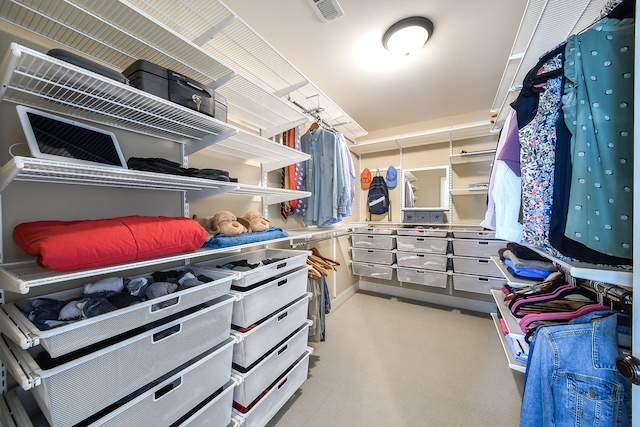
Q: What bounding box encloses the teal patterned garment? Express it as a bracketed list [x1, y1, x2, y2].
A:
[562, 18, 634, 259]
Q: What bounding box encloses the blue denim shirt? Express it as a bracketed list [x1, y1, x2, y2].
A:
[520, 311, 631, 427]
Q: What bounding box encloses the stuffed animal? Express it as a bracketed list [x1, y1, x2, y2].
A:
[241, 209, 272, 232]
[193, 211, 250, 239]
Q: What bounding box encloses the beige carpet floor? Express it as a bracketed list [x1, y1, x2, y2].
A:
[266, 291, 525, 427]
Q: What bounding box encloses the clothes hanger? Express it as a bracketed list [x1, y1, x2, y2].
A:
[310, 247, 340, 266]
[307, 258, 328, 277]
[503, 271, 564, 302]
[308, 254, 336, 271]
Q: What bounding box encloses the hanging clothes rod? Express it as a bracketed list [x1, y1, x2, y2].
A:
[577, 280, 633, 306]
[286, 96, 357, 144]
[290, 232, 351, 248]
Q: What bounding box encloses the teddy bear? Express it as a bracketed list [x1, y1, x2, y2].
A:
[193, 210, 250, 239]
[241, 209, 272, 232]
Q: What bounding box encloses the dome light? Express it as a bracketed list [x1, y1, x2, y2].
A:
[383, 17, 434, 56]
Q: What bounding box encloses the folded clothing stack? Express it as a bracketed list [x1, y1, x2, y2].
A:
[127, 157, 237, 182]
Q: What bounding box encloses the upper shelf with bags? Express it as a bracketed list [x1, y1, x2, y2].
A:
[0, 0, 366, 141]
[0, 41, 311, 171]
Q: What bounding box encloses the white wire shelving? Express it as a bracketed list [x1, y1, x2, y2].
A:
[349, 121, 493, 156]
[0, 0, 367, 141]
[0, 43, 311, 170]
[490, 0, 612, 131]
[0, 156, 311, 203]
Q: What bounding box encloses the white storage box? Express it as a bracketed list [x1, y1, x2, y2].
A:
[452, 273, 507, 295]
[1, 346, 236, 427]
[89, 338, 235, 427]
[0, 268, 234, 357]
[396, 251, 448, 271]
[352, 227, 395, 235]
[451, 229, 497, 239]
[233, 321, 311, 408]
[230, 266, 308, 328]
[194, 249, 309, 288]
[0, 295, 234, 427]
[233, 348, 312, 427]
[351, 261, 394, 280]
[452, 239, 506, 257]
[232, 294, 310, 370]
[174, 379, 236, 427]
[397, 227, 448, 238]
[350, 247, 396, 265]
[396, 268, 448, 288]
[396, 236, 448, 254]
[351, 234, 396, 250]
[451, 256, 503, 278]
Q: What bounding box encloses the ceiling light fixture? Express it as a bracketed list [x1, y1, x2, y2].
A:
[382, 17, 434, 56]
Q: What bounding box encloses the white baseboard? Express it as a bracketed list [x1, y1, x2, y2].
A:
[357, 280, 495, 314]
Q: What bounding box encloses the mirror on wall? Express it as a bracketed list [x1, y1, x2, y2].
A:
[402, 166, 449, 210]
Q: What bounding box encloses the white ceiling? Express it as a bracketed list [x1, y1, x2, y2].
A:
[223, 0, 529, 137]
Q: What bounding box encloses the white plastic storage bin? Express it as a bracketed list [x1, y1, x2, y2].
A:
[1, 360, 236, 427]
[174, 379, 237, 427]
[351, 261, 394, 280]
[396, 268, 448, 288]
[88, 338, 235, 427]
[451, 239, 506, 258]
[352, 227, 395, 235]
[194, 249, 309, 288]
[397, 227, 448, 238]
[350, 247, 396, 265]
[0, 268, 234, 357]
[233, 321, 311, 409]
[230, 266, 308, 328]
[232, 294, 310, 370]
[233, 348, 312, 427]
[396, 236, 448, 254]
[451, 229, 497, 239]
[452, 273, 507, 295]
[451, 256, 503, 278]
[396, 251, 448, 271]
[351, 234, 396, 250]
[0, 295, 234, 427]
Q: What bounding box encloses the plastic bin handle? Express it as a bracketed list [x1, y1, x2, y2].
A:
[152, 324, 182, 343]
[153, 377, 182, 401]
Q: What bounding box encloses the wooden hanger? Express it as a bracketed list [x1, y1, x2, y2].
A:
[309, 121, 320, 131]
[311, 247, 340, 266]
[307, 263, 322, 280]
[309, 254, 336, 271]
[307, 258, 328, 277]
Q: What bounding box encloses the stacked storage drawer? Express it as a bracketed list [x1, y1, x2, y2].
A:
[395, 228, 449, 289]
[193, 249, 312, 427]
[450, 230, 507, 294]
[0, 268, 237, 427]
[350, 227, 396, 280]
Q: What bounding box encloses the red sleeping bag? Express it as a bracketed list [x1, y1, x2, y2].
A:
[13, 215, 208, 272]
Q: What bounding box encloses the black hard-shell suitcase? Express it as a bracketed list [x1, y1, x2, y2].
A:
[47, 49, 130, 85]
[123, 59, 216, 117]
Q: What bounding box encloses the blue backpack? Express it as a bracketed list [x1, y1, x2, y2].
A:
[367, 175, 390, 215]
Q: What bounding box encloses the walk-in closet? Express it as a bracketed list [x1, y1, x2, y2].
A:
[0, 0, 636, 426]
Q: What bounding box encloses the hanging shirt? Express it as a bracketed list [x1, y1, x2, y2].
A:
[562, 18, 634, 260]
[300, 127, 352, 226]
[518, 49, 566, 258]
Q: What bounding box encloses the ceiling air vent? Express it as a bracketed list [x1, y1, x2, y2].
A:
[308, 0, 344, 23]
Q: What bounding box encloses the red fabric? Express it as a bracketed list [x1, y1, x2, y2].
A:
[13, 215, 208, 272]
